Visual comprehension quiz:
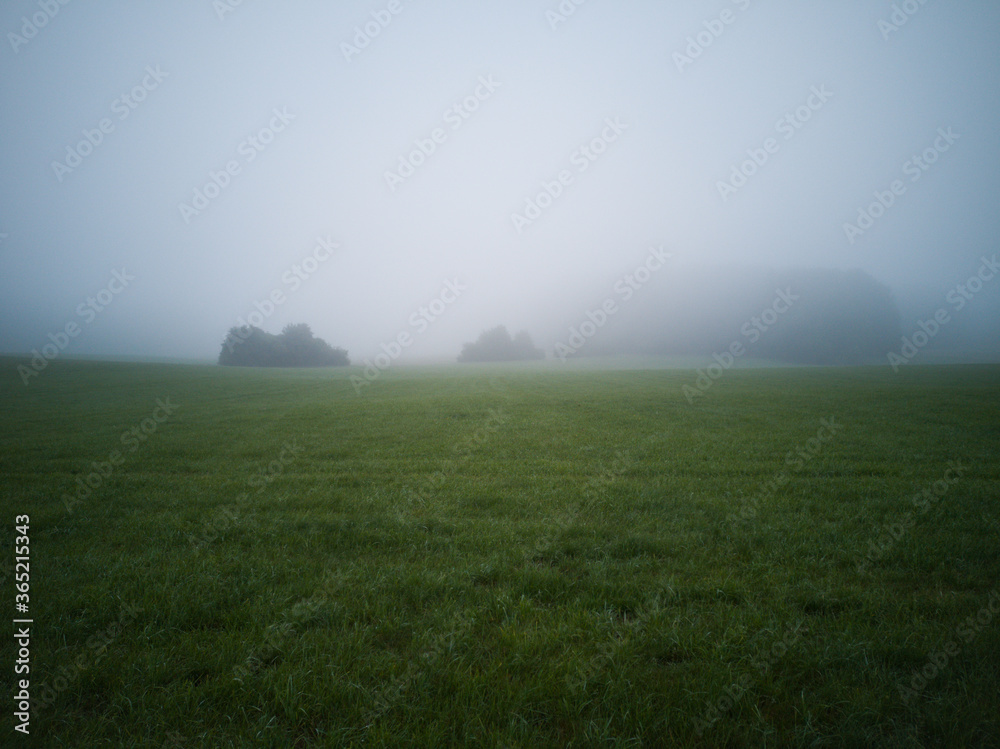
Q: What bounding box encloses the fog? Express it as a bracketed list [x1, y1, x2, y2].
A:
[2, 0, 999, 367]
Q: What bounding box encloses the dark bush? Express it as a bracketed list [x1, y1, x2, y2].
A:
[218, 323, 349, 367]
[458, 326, 544, 362]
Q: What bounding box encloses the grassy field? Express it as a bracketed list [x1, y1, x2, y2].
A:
[1, 357, 999, 747]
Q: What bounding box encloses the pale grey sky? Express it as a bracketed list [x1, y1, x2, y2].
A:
[1, 0, 998, 363]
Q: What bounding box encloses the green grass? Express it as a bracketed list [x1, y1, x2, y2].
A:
[1, 357, 999, 747]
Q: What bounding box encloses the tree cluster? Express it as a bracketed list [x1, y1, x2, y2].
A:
[556, 267, 902, 365]
[751, 269, 902, 364]
[457, 326, 545, 363]
[218, 323, 349, 367]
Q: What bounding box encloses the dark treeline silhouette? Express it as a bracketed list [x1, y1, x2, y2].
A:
[218, 323, 349, 367]
[458, 326, 545, 362]
[551, 267, 902, 365]
[751, 269, 901, 364]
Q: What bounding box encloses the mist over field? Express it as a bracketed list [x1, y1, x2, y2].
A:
[1, 0, 999, 367]
[4, 4, 1000, 744]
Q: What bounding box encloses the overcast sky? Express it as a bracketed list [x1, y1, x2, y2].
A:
[1, 0, 998, 363]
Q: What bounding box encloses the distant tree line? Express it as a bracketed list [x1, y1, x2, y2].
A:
[750, 269, 901, 364]
[457, 326, 545, 362]
[219, 323, 349, 367]
[551, 267, 902, 365]
[217, 267, 902, 368]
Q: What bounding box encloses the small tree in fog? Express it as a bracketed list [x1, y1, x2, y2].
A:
[219, 323, 349, 367]
[458, 326, 544, 362]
